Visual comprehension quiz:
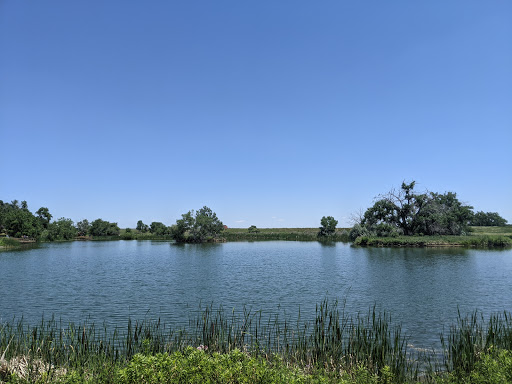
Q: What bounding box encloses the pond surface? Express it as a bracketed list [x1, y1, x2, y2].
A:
[1, 240, 511, 349]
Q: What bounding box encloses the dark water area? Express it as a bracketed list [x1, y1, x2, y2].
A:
[1, 240, 511, 350]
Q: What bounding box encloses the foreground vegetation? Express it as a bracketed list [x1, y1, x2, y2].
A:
[1, 301, 512, 383]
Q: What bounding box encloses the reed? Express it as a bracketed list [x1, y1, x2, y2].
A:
[441, 310, 512, 376]
[1, 303, 512, 383]
[0, 301, 413, 381]
[0, 238, 21, 247]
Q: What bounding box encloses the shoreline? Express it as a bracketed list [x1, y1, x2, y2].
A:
[2, 227, 511, 250]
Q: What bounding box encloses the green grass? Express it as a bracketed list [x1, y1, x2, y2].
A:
[0, 237, 21, 248]
[469, 226, 512, 237]
[223, 228, 351, 242]
[353, 235, 512, 248]
[2, 301, 512, 383]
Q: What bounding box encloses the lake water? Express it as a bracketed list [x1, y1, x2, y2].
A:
[1, 240, 511, 349]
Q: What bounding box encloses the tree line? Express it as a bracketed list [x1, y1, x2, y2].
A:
[0, 201, 225, 243]
[0, 200, 121, 241]
[0, 184, 508, 243]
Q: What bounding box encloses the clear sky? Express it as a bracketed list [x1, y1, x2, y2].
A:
[1, 1, 511, 228]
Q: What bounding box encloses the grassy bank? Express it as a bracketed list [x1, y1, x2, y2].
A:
[469, 225, 512, 236]
[223, 227, 351, 242]
[0, 237, 21, 248]
[353, 235, 512, 247]
[1, 301, 512, 383]
[351, 226, 512, 248]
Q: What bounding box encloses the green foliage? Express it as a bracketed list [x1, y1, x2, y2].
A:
[318, 216, 338, 237]
[117, 348, 314, 384]
[3, 302, 512, 383]
[349, 224, 374, 241]
[469, 348, 512, 383]
[0, 200, 42, 238]
[353, 235, 511, 247]
[136, 220, 149, 232]
[417, 192, 474, 236]
[89, 219, 120, 237]
[356, 181, 474, 238]
[0, 237, 21, 247]
[35, 207, 52, 229]
[121, 228, 136, 240]
[76, 219, 90, 237]
[149, 222, 169, 236]
[171, 206, 224, 243]
[439, 348, 512, 384]
[225, 227, 350, 242]
[248, 225, 260, 233]
[43, 218, 78, 241]
[470, 211, 508, 227]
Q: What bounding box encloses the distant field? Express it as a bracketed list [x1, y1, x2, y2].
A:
[223, 227, 351, 241]
[469, 226, 512, 236]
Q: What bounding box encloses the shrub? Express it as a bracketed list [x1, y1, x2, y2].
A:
[117, 348, 312, 384]
[349, 224, 374, 241]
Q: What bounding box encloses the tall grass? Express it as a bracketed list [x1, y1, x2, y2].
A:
[441, 310, 512, 376]
[0, 238, 21, 247]
[0, 301, 414, 381]
[1, 303, 512, 383]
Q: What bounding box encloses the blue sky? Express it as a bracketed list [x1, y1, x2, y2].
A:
[1, 1, 511, 228]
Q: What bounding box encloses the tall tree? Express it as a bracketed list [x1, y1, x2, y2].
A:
[470, 211, 508, 226]
[36, 207, 53, 229]
[46, 218, 77, 241]
[90, 219, 120, 237]
[170, 207, 224, 243]
[136, 220, 149, 232]
[76, 219, 91, 236]
[319, 216, 338, 237]
[150, 221, 168, 235]
[357, 181, 473, 237]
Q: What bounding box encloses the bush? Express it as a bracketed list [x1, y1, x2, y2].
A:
[349, 224, 374, 241]
[0, 237, 20, 247]
[117, 348, 311, 384]
[440, 348, 512, 384]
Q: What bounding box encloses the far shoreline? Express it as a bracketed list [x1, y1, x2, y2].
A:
[3, 226, 511, 250]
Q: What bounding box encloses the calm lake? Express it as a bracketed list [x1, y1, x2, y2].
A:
[1, 240, 511, 350]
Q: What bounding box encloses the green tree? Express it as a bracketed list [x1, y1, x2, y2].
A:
[46, 218, 77, 241]
[0, 200, 42, 238]
[318, 216, 338, 237]
[248, 225, 259, 233]
[90, 219, 120, 237]
[76, 219, 91, 236]
[357, 181, 473, 237]
[150, 221, 168, 236]
[170, 211, 194, 242]
[470, 211, 508, 227]
[170, 207, 224, 243]
[416, 191, 473, 235]
[191, 206, 224, 242]
[136, 220, 149, 232]
[36, 207, 52, 229]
